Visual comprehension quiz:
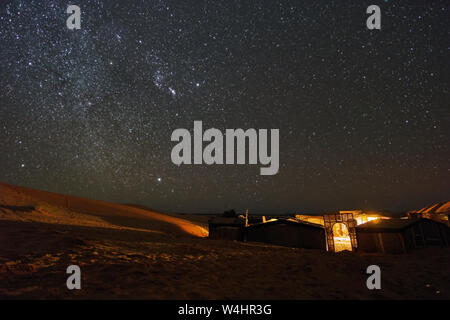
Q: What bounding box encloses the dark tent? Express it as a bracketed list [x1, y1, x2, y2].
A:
[208, 217, 245, 240]
[244, 219, 326, 250]
[356, 218, 449, 254]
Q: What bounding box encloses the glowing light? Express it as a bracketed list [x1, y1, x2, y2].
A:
[333, 223, 352, 252]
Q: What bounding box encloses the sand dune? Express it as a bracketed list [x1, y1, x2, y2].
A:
[0, 182, 208, 238]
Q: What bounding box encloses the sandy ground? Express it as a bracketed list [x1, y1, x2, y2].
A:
[0, 182, 449, 299]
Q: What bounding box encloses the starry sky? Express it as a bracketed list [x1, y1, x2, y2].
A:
[0, 0, 448, 214]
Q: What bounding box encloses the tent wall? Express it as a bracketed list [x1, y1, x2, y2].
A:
[357, 233, 380, 253]
[357, 219, 449, 254]
[379, 233, 406, 253]
[245, 223, 326, 250]
[209, 225, 243, 240]
[357, 232, 406, 254]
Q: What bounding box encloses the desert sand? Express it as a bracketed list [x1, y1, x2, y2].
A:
[0, 182, 448, 299]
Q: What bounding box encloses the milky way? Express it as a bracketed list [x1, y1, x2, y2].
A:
[0, 0, 448, 213]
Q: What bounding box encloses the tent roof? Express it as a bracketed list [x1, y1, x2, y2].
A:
[410, 201, 450, 214]
[246, 218, 324, 230]
[356, 218, 447, 232]
[356, 218, 415, 231]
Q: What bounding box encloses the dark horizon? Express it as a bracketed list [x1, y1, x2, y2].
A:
[1, 1, 449, 214]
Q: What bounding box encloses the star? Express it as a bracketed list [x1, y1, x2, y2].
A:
[0, 0, 447, 214]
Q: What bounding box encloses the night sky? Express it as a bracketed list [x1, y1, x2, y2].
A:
[0, 1, 448, 214]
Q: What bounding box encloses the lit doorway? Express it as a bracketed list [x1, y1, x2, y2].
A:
[332, 223, 352, 252]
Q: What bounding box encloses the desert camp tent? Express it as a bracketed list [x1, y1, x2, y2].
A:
[208, 217, 245, 240]
[408, 201, 450, 224]
[356, 218, 449, 254]
[244, 219, 326, 250]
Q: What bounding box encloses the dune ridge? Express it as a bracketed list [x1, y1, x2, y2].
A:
[0, 182, 208, 238]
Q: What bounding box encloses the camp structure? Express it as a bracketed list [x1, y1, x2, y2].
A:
[408, 201, 450, 224]
[295, 210, 391, 227]
[208, 217, 245, 240]
[295, 211, 391, 252]
[244, 219, 326, 250]
[356, 218, 449, 254]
